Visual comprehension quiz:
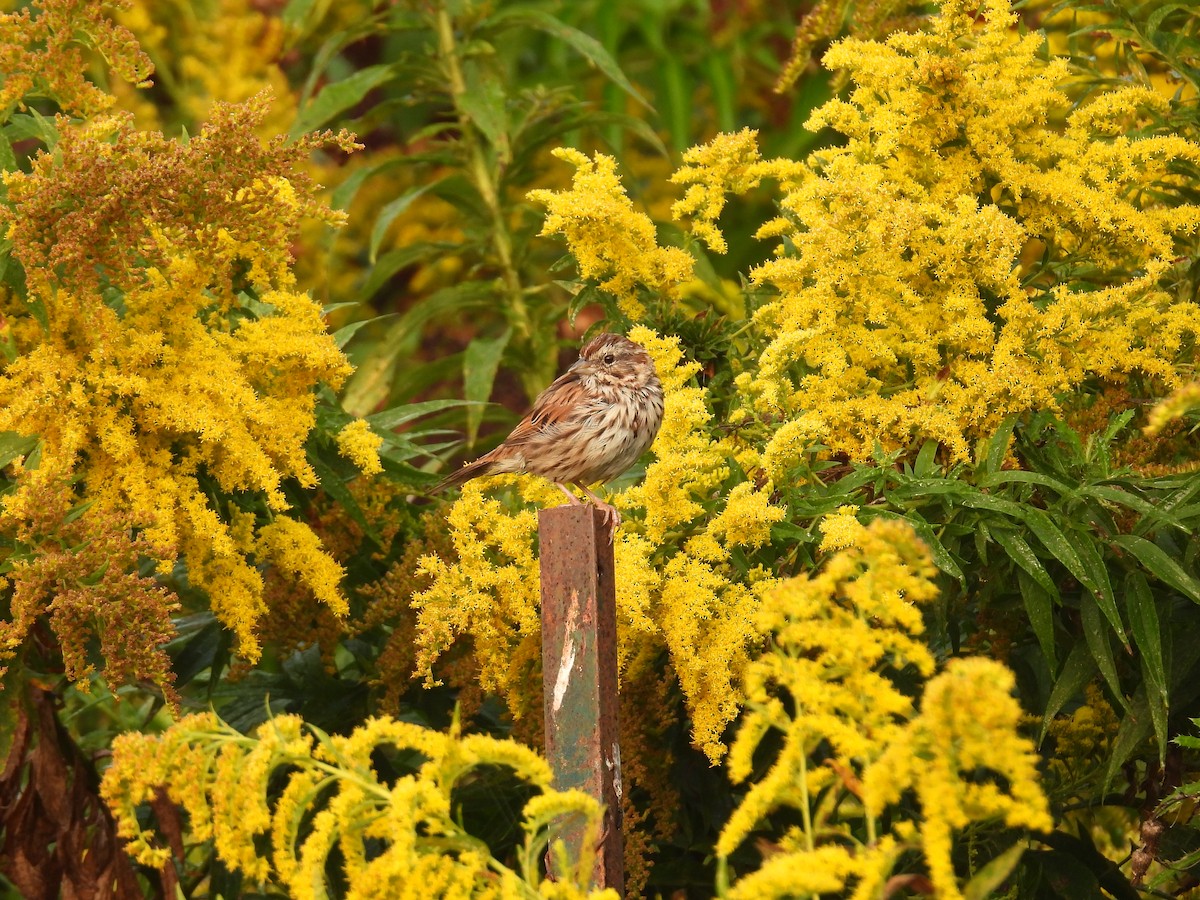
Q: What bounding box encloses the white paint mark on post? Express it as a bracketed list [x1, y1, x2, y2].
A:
[552, 589, 581, 715]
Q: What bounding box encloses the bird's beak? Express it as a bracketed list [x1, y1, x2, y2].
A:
[568, 357, 590, 374]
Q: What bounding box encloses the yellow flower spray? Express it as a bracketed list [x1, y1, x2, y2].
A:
[717, 518, 1051, 898]
[102, 712, 619, 900]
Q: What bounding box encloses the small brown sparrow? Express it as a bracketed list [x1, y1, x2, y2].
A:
[435, 332, 664, 530]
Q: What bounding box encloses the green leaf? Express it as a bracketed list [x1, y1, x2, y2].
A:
[329, 157, 407, 212]
[308, 451, 379, 543]
[964, 843, 1026, 900]
[463, 329, 511, 446]
[332, 315, 391, 350]
[583, 110, 669, 157]
[492, 9, 649, 109]
[1078, 484, 1184, 530]
[994, 528, 1058, 596]
[1124, 571, 1168, 756]
[0, 247, 26, 305]
[360, 242, 450, 301]
[459, 60, 510, 161]
[343, 284, 498, 413]
[913, 439, 939, 477]
[367, 399, 480, 432]
[1080, 592, 1127, 713]
[1112, 534, 1200, 604]
[290, 64, 395, 137]
[703, 52, 737, 133]
[1074, 530, 1125, 645]
[0, 432, 37, 468]
[63, 498, 95, 525]
[25, 294, 47, 332]
[282, 0, 321, 31]
[1104, 686, 1153, 791]
[958, 490, 1028, 518]
[1023, 508, 1095, 593]
[1041, 640, 1096, 743]
[368, 184, 438, 263]
[888, 476, 974, 499]
[1036, 832, 1139, 900]
[5, 110, 59, 149]
[0, 130, 15, 173]
[1096, 408, 1136, 451]
[1017, 569, 1058, 673]
[978, 469, 1074, 495]
[985, 415, 1018, 475]
[1146, 3, 1195, 39]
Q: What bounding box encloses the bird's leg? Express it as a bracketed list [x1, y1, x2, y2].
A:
[555, 483, 583, 505]
[574, 481, 621, 533]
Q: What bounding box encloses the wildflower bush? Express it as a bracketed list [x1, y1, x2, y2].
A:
[3, 0, 1200, 897]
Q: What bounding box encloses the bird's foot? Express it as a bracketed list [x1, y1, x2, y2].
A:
[556, 483, 584, 505]
[575, 482, 621, 538]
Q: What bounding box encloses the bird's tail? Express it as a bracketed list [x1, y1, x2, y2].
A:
[433, 455, 497, 493]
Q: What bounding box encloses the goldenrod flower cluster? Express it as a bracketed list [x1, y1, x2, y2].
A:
[865, 659, 1052, 899]
[337, 418, 385, 475]
[0, 0, 151, 117]
[1145, 382, 1200, 435]
[718, 519, 1051, 897]
[722, 0, 1199, 467]
[413, 475, 558, 703]
[101, 712, 619, 900]
[0, 83, 361, 665]
[528, 148, 695, 320]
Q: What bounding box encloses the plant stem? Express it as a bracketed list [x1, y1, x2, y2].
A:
[434, 7, 551, 397]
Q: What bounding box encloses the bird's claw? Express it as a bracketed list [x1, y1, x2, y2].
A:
[558, 483, 621, 540]
[595, 501, 621, 540]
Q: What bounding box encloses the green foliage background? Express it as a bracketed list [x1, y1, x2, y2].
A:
[1, 0, 1200, 897]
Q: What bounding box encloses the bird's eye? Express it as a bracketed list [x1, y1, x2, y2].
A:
[603, 353, 615, 365]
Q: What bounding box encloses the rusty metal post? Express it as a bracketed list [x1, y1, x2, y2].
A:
[540, 504, 624, 895]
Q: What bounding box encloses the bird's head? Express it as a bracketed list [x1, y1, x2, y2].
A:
[569, 332, 658, 389]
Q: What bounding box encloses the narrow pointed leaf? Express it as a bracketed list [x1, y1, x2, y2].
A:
[0, 432, 38, 468]
[1074, 531, 1125, 644]
[291, 64, 395, 137]
[369, 184, 437, 263]
[1041, 641, 1096, 742]
[1103, 687, 1152, 791]
[360, 242, 449, 301]
[1024, 508, 1096, 593]
[1112, 534, 1200, 604]
[463, 329, 511, 446]
[1080, 594, 1128, 713]
[492, 9, 649, 109]
[367, 399, 480, 432]
[1124, 571, 1168, 755]
[964, 843, 1026, 900]
[984, 416, 1018, 475]
[1017, 569, 1058, 673]
[995, 528, 1058, 596]
[459, 60, 510, 160]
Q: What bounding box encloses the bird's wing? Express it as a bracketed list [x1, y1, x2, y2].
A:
[503, 371, 587, 447]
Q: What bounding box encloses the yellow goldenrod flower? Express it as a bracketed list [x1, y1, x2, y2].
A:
[528, 149, 694, 318]
[337, 418, 385, 474]
[101, 711, 615, 899]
